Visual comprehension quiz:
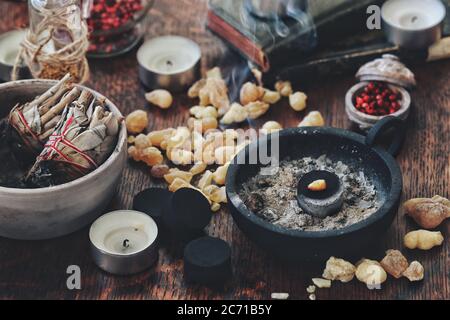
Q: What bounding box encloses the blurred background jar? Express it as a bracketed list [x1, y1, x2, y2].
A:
[87, 0, 154, 58]
[25, 0, 89, 82]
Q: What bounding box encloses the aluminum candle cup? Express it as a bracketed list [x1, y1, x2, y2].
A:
[381, 0, 446, 49]
[89, 210, 159, 275]
[0, 29, 28, 81]
[137, 36, 201, 92]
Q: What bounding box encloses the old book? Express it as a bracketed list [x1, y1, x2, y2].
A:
[207, 0, 382, 71]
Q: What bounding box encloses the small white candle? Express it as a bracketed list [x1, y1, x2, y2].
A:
[0, 30, 26, 66]
[138, 36, 201, 75]
[90, 210, 157, 255]
[137, 36, 201, 91]
[89, 210, 159, 275]
[382, 0, 446, 30]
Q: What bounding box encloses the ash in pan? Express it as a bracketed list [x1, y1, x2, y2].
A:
[239, 155, 381, 231]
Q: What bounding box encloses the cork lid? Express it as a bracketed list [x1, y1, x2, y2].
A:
[356, 54, 416, 89]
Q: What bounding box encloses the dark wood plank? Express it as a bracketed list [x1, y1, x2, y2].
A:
[0, 0, 448, 300]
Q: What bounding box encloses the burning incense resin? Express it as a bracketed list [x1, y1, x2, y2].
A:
[240, 155, 381, 231]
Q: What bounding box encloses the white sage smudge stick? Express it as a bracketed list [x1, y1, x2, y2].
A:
[26, 90, 121, 186]
[7, 73, 75, 156]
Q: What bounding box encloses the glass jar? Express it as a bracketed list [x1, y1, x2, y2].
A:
[29, 0, 83, 50]
[87, 0, 154, 58]
[26, 0, 89, 82]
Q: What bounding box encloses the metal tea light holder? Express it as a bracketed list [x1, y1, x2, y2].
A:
[89, 210, 159, 275]
[137, 36, 202, 92]
[381, 0, 446, 49]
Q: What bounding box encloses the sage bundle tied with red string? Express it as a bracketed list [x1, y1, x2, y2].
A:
[26, 89, 121, 187]
[7, 74, 75, 162]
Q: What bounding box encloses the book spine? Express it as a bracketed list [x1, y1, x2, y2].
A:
[207, 10, 271, 72]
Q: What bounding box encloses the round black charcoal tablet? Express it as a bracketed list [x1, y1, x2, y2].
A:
[133, 188, 172, 225]
[184, 237, 232, 286]
[171, 188, 212, 231]
[162, 199, 206, 242]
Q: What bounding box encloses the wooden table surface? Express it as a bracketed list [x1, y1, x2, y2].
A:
[0, 0, 448, 300]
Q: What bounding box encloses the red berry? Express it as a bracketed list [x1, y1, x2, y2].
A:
[356, 97, 364, 105]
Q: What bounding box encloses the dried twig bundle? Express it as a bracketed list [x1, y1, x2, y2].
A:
[26, 90, 121, 187]
[7, 74, 75, 159]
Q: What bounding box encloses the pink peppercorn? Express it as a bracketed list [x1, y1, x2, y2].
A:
[354, 82, 402, 116]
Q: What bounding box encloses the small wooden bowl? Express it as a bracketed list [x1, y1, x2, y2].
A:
[345, 82, 411, 131]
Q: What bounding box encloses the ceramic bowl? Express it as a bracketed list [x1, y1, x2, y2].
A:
[345, 81, 411, 131]
[0, 80, 127, 240]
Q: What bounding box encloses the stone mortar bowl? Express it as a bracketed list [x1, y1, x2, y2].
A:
[0, 80, 127, 240]
[345, 81, 411, 131]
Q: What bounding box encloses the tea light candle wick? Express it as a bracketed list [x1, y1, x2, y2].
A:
[399, 12, 428, 29]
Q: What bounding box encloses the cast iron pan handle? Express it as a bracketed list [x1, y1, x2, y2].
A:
[365, 116, 406, 157]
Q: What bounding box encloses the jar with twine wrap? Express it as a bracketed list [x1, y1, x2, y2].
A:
[12, 0, 90, 83]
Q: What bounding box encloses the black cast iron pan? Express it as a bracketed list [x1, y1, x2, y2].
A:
[226, 116, 405, 262]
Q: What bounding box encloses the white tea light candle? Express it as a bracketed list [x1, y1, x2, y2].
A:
[0, 29, 27, 81]
[89, 210, 159, 275]
[382, 0, 446, 49]
[137, 36, 201, 92]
